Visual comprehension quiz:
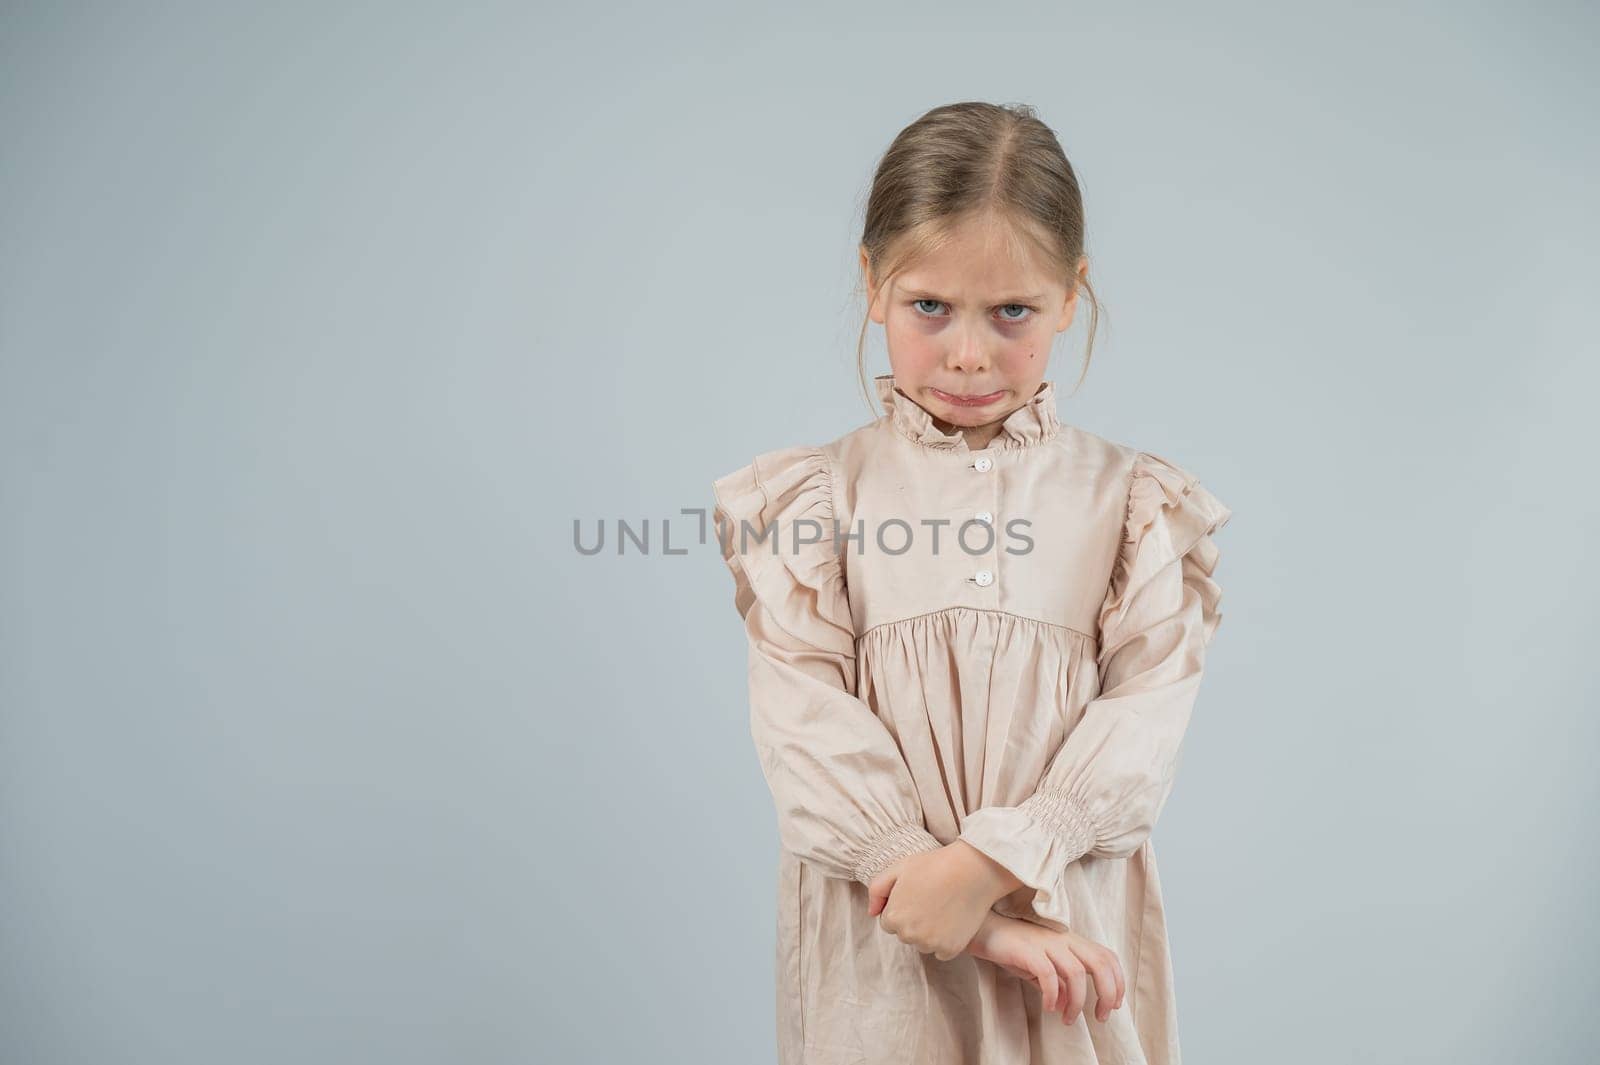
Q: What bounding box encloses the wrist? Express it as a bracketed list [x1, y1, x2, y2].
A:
[997, 883, 1035, 912]
[965, 911, 1005, 959]
[951, 839, 1025, 903]
[968, 910, 1030, 963]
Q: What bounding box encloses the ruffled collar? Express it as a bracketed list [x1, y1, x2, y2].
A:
[875, 373, 1062, 451]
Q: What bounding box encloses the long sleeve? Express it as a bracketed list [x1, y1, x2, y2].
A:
[712, 445, 943, 885]
[957, 451, 1232, 931]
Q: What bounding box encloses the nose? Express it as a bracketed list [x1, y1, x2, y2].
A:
[944, 322, 990, 374]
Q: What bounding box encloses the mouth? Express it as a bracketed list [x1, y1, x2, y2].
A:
[929, 386, 1007, 408]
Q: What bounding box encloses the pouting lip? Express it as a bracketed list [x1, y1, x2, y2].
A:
[930, 386, 1007, 403]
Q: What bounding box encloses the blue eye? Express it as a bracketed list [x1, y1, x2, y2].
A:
[911, 300, 1034, 321]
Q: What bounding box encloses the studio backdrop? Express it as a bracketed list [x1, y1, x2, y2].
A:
[2, 4, 1595, 1063]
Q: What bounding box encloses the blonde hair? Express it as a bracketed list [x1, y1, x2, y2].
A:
[854, 101, 1103, 413]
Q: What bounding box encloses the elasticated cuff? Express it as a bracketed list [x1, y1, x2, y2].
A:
[850, 822, 943, 885]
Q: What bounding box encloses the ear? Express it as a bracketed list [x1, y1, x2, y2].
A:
[859, 245, 887, 325]
[1057, 256, 1089, 332]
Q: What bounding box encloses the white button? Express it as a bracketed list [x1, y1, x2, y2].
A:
[972, 456, 993, 473]
[973, 570, 994, 587]
[975, 511, 994, 525]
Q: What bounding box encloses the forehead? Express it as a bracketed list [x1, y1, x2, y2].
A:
[893, 223, 1061, 301]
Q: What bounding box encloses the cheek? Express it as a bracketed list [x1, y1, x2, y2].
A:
[890, 307, 945, 343]
[994, 340, 1042, 369]
[885, 314, 945, 369]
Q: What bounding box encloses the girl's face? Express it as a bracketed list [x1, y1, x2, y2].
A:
[862, 215, 1086, 443]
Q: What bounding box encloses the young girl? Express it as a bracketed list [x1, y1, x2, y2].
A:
[711, 102, 1231, 1065]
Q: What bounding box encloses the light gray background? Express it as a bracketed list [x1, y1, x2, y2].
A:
[3, 3, 1595, 1063]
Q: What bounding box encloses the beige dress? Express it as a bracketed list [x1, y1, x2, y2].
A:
[711, 373, 1232, 1064]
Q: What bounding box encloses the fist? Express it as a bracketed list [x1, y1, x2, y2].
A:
[866, 847, 994, 961]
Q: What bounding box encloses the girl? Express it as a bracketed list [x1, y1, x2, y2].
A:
[711, 101, 1231, 1065]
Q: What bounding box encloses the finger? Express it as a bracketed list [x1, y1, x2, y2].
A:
[1029, 956, 1059, 1014]
[1041, 945, 1072, 1021]
[1053, 954, 1087, 1026]
[1110, 949, 1126, 1010]
[1087, 956, 1118, 1022]
[866, 872, 896, 917]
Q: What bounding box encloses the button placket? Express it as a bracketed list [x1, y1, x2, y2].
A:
[965, 453, 999, 590]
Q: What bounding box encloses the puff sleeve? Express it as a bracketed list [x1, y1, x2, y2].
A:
[712, 445, 943, 885]
[956, 451, 1232, 931]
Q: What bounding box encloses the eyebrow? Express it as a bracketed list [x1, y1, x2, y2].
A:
[902, 289, 1048, 304]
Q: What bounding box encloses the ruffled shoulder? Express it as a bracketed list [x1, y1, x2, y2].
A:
[710, 445, 853, 644]
[1098, 450, 1233, 641]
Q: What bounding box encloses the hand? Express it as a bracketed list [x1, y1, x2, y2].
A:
[964, 912, 1126, 1026]
[865, 842, 1021, 961]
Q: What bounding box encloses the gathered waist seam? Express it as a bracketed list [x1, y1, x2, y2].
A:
[856, 605, 1096, 644]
